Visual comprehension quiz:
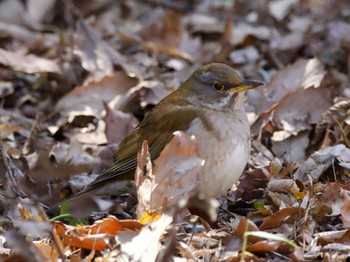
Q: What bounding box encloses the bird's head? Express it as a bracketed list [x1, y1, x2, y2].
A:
[182, 63, 264, 110]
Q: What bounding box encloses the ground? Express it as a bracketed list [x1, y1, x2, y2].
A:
[0, 0, 350, 261]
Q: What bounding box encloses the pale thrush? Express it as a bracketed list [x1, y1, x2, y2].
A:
[52, 63, 263, 209]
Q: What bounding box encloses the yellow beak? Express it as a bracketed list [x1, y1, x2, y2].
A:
[233, 80, 264, 92]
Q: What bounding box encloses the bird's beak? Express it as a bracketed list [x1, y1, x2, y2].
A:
[233, 80, 264, 92]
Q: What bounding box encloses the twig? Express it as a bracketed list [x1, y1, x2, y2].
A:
[262, 44, 284, 70]
[332, 115, 350, 148]
[22, 113, 41, 155]
[116, 31, 194, 62]
[0, 108, 33, 127]
[140, 0, 196, 13]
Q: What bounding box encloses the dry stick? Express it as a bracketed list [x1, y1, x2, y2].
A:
[214, 6, 234, 62]
[263, 45, 284, 70]
[332, 115, 350, 148]
[141, 0, 195, 13]
[116, 31, 194, 62]
[347, 52, 350, 78]
[21, 113, 41, 155]
[49, 229, 66, 261]
[0, 108, 33, 126]
[0, 141, 24, 195]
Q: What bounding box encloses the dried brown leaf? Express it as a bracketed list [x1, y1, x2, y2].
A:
[233, 217, 261, 243]
[247, 240, 280, 253]
[230, 168, 269, 203]
[135, 140, 154, 218]
[136, 131, 204, 217]
[54, 216, 143, 251]
[315, 229, 350, 245]
[115, 213, 173, 262]
[341, 192, 350, 227]
[259, 207, 304, 230]
[152, 131, 203, 210]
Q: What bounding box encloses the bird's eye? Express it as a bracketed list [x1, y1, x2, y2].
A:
[213, 82, 225, 92]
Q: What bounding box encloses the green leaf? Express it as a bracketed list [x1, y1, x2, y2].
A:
[49, 202, 86, 225]
[244, 231, 299, 248]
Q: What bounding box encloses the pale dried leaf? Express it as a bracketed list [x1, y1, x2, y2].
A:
[116, 213, 173, 262]
[341, 193, 350, 227]
[55, 71, 138, 117]
[232, 23, 279, 45]
[74, 20, 114, 81]
[229, 46, 260, 65]
[135, 141, 154, 217]
[271, 131, 309, 162]
[136, 131, 204, 216]
[103, 102, 138, 145]
[273, 85, 332, 132]
[0, 48, 62, 74]
[0, 0, 25, 25]
[268, 0, 298, 21]
[270, 32, 304, 50]
[25, 0, 56, 26]
[251, 58, 326, 116]
[151, 131, 204, 212]
[0, 21, 47, 44]
[327, 21, 350, 51]
[288, 16, 312, 33]
[294, 144, 350, 184]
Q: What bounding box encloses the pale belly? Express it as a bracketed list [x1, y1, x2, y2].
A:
[187, 111, 250, 197]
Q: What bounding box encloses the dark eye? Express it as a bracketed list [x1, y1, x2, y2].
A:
[213, 82, 225, 91]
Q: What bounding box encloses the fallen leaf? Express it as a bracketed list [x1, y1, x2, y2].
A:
[232, 23, 279, 46]
[115, 213, 173, 261]
[271, 131, 310, 162]
[0, 48, 62, 75]
[0, 0, 25, 25]
[259, 207, 304, 230]
[55, 71, 138, 117]
[251, 58, 326, 117]
[152, 131, 204, 209]
[315, 229, 350, 245]
[268, 0, 298, 21]
[246, 240, 280, 253]
[74, 20, 114, 81]
[341, 192, 350, 227]
[25, 0, 56, 26]
[136, 131, 204, 217]
[233, 217, 261, 243]
[271, 87, 333, 134]
[294, 144, 350, 184]
[54, 216, 143, 251]
[103, 101, 138, 145]
[327, 21, 350, 52]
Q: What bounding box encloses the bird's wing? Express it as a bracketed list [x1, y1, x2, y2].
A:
[84, 104, 201, 190]
[48, 105, 200, 209]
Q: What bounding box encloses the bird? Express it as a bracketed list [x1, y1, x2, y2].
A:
[50, 63, 263, 211]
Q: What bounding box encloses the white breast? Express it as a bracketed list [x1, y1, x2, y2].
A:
[187, 109, 250, 197]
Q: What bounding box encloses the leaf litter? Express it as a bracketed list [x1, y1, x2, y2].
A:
[0, 0, 350, 261]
